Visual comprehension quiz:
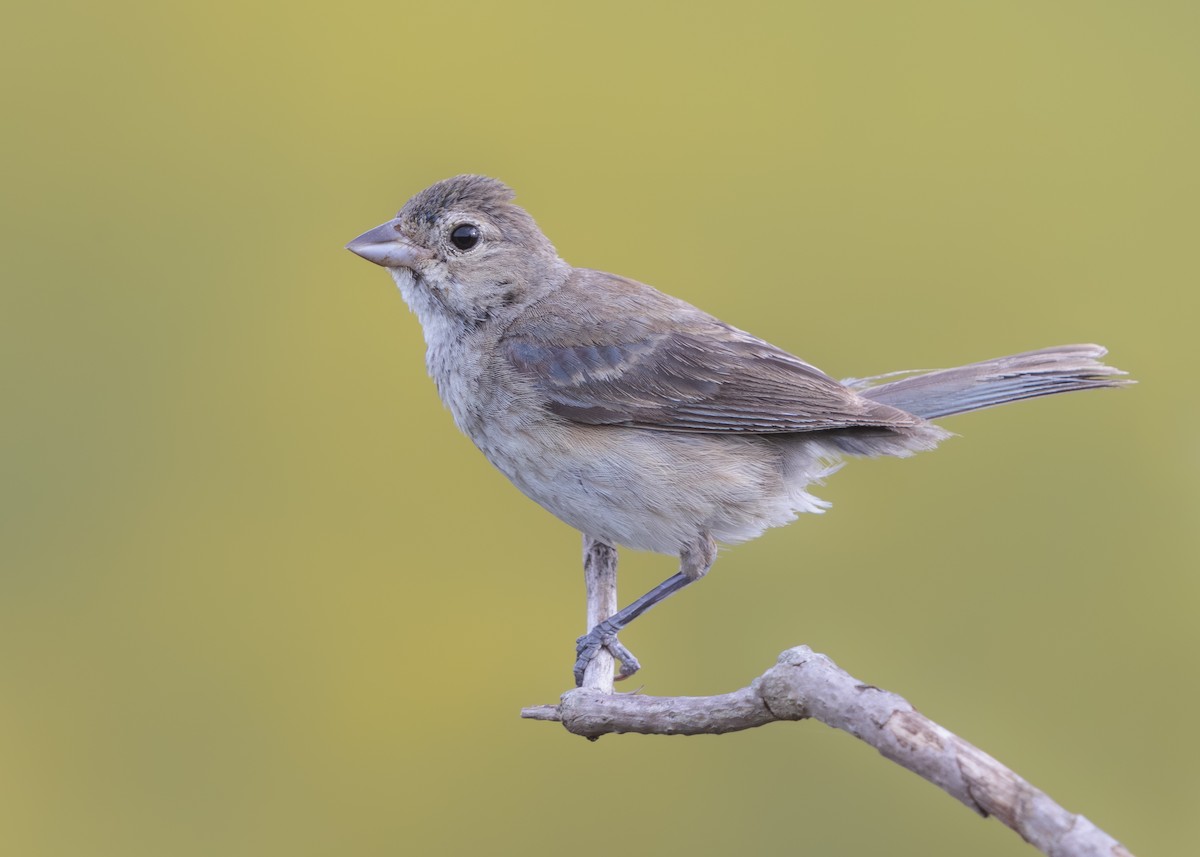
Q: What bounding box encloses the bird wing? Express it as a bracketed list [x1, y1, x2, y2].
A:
[501, 270, 922, 434]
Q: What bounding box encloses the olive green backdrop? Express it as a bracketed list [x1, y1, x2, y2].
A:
[3, 2, 1196, 855]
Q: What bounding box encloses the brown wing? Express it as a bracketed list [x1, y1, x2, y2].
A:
[502, 270, 923, 434]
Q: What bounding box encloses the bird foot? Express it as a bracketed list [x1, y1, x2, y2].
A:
[574, 619, 641, 686]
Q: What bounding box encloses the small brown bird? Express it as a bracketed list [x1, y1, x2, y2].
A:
[347, 175, 1130, 685]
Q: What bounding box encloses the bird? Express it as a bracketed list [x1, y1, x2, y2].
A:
[346, 174, 1130, 686]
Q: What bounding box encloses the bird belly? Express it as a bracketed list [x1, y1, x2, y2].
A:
[476, 420, 837, 555]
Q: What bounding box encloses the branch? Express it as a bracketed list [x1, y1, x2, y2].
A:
[579, 536, 618, 693]
[522, 647, 1132, 857]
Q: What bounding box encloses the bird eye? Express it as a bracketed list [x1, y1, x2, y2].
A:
[450, 223, 481, 251]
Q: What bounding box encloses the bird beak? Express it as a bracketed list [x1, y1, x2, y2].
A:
[346, 221, 432, 269]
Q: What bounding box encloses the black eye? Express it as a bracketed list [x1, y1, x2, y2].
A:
[450, 223, 481, 251]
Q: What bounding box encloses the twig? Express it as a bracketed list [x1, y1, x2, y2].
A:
[579, 536, 618, 693]
[521, 646, 1132, 857]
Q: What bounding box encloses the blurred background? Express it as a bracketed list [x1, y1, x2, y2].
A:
[2, 2, 1196, 855]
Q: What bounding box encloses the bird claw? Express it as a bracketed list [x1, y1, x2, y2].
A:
[574, 620, 641, 686]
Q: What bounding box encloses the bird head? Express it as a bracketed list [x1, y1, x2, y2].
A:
[347, 175, 568, 327]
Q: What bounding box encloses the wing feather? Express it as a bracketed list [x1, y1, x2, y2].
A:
[502, 271, 923, 435]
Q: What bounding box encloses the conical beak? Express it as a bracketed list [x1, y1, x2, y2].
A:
[346, 221, 431, 269]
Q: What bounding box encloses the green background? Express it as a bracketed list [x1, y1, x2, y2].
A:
[3, 2, 1196, 855]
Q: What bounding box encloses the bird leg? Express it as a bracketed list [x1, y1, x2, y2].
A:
[573, 535, 716, 686]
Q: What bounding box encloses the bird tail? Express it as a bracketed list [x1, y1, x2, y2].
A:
[844, 344, 1132, 420]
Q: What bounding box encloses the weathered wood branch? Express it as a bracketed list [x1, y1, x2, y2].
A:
[579, 535, 618, 693]
[521, 646, 1132, 857]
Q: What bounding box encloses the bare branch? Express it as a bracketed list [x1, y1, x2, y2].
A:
[579, 536, 618, 692]
[521, 646, 1132, 857]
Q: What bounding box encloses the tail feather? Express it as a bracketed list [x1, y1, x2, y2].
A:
[845, 344, 1132, 420]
